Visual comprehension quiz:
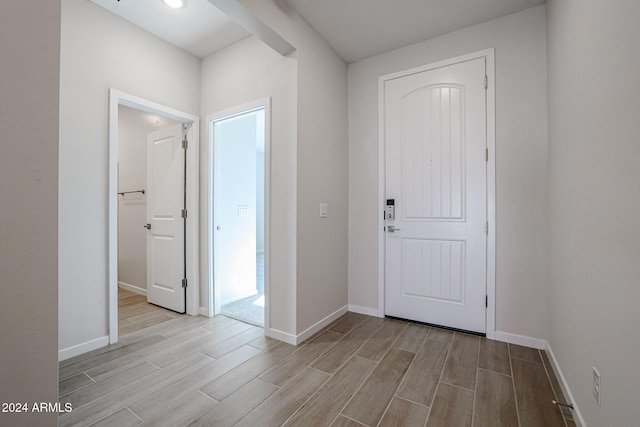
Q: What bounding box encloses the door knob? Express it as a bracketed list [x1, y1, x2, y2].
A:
[387, 225, 401, 233]
[144, 223, 151, 230]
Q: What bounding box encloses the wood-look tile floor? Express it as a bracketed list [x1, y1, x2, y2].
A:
[59, 304, 577, 427]
[117, 289, 184, 337]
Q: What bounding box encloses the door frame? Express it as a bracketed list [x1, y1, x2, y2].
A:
[204, 97, 271, 330]
[108, 89, 200, 344]
[377, 49, 496, 339]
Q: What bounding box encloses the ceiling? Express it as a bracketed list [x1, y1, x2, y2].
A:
[286, 0, 546, 63]
[91, 0, 545, 63]
[89, 0, 250, 58]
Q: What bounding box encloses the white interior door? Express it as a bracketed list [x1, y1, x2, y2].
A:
[384, 57, 487, 333]
[213, 111, 259, 311]
[146, 124, 186, 313]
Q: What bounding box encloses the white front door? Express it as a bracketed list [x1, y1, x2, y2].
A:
[146, 124, 186, 313]
[384, 57, 487, 333]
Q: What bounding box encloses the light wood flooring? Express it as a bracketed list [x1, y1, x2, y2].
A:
[59, 293, 576, 427]
[118, 289, 184, 336]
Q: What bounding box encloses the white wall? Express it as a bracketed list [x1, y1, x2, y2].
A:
[61, 0, 347, 348]
[202, 0, 349, 339]
[0, 2, 60, 425]
[348, 5, 548, 340]
[546, 0, 640, 425]
[238, 0, 349, 336]
[200, 34, 298, 336]
[59, 0, 200, 353]
[117, 105, 181, 293]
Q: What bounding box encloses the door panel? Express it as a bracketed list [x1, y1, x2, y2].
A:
[385, 58, 487, 333]
[146, 124, 185, 313]
[213, 111, 258, 309]
[401, 239, 464, 302]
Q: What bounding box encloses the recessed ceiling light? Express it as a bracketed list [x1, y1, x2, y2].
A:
[162, 0, 185, 9]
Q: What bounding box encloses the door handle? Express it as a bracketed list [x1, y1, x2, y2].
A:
[387, 225, 401, 233]
[144, 223, 151, 230]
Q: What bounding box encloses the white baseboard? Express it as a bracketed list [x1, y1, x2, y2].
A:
[266, 305, 349, 346]
[494, 332, 586, 426]
[266, 327, 297, 345]
[348, 304, 383, 318]
[545, 341, 586, 427]
[493, 331, 546, 349]
[118, 281, 146, 296]
[296, 305, 349, 344]
[59, 335, 109, 361]
[199, 307, 210, 317]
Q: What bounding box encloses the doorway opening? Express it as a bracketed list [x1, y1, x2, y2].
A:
[116, 105, 187, 335]
[209, 100, 270, 328]
[108, 90, 200, 344]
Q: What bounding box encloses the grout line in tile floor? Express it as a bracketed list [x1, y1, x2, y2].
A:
[510, 343, 523, 427]
[471, 336, 481, 427]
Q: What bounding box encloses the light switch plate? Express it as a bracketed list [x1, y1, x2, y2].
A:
[320, 203, 328, 218]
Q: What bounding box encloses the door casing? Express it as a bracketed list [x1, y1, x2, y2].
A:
[108, 89, 200, 344]
[377, 49, 496, 339]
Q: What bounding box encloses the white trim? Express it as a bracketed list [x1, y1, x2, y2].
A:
[377, 79, 386, 318]
[266, 327, 298, 346]
[199, 307, 209, 317]
[377, 48, 496, 336]
[485, 50, 496, 340]
[205, 97, 272, 330]
[296, 305, 349, 344]
[108, 89, 200, 345]
[267, 305, 349, 345]
[493, 331, 545, 349]
[59, 336, 109, 362]
[348, 304, 383, 318]
[545, 341, 586, 427]
[118, 281, 146, 296]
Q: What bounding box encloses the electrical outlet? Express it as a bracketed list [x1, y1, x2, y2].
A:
[592, 367, 601, 405]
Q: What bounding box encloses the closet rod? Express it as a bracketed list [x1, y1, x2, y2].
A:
[118, 189, 145, 196]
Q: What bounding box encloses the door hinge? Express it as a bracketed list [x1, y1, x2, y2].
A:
[484, 75, 488, 89]
[181, 209, 188, 219]
[485, 221, 489, 234]
[182, 138, 188, 149]
[486, 148, 489, 162]
[182, 278, 188, 288]
[485, 295, 488, 308]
